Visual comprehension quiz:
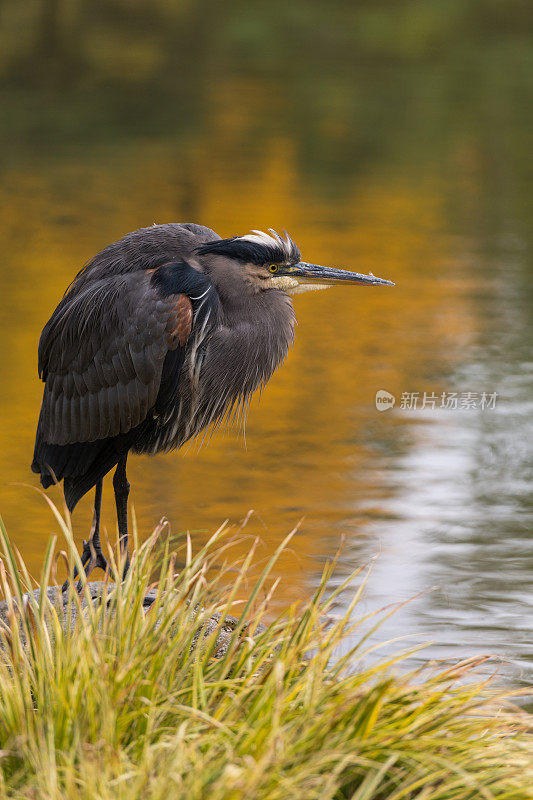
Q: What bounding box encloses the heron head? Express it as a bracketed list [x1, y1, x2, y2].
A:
[196, 229, 394, 296]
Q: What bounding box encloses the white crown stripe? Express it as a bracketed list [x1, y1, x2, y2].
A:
[196, 229, 301, 264]
[238, 229, 300, 263]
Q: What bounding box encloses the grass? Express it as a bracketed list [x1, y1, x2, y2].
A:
[0, 502, 531, 800]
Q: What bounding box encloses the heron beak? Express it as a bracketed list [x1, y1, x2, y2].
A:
[291, 262, 394, 286]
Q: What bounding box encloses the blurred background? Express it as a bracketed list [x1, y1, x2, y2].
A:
[0, 0, 532, 681]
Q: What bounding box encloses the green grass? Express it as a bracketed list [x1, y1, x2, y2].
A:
[0, 503, 531, 800]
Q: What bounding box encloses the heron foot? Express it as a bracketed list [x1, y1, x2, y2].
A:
[62, 538, 109, 593]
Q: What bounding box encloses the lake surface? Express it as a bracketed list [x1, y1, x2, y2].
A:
[0, 2, 532, 683]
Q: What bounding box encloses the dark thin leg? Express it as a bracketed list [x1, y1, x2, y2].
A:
[91, 478, 104, 562]
[62, 478, 107, 592]
[113, 454, 130, 579]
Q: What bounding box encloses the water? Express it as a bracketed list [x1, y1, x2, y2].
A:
[0, 2, 532, 682]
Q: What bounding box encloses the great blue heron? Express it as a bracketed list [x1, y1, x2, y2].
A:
[31, 223, 393, 587]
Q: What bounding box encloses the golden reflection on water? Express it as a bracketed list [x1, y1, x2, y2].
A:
[0, 131, 473, 605]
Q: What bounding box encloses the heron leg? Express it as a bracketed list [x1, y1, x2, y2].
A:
[113, 454, 130, 579]
[89, 478, 107, 571]
[62, 478, 107, 592]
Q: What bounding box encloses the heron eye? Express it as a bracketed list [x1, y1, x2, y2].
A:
[268, 264, 279, 273]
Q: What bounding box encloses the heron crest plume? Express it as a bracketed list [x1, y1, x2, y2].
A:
[196, 229, 301, 266]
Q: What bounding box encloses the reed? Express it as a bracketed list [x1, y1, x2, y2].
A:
[0, 504, 530, 800]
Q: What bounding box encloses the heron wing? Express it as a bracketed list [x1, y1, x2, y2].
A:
[37, 271, 193, 445]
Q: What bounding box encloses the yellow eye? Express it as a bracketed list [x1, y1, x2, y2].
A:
[268, 264, 279, 273]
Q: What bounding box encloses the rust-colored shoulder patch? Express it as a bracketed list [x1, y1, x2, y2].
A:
[168, 294, 193, 347]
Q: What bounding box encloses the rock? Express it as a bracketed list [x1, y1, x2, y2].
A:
[0, 581, 265, 658]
